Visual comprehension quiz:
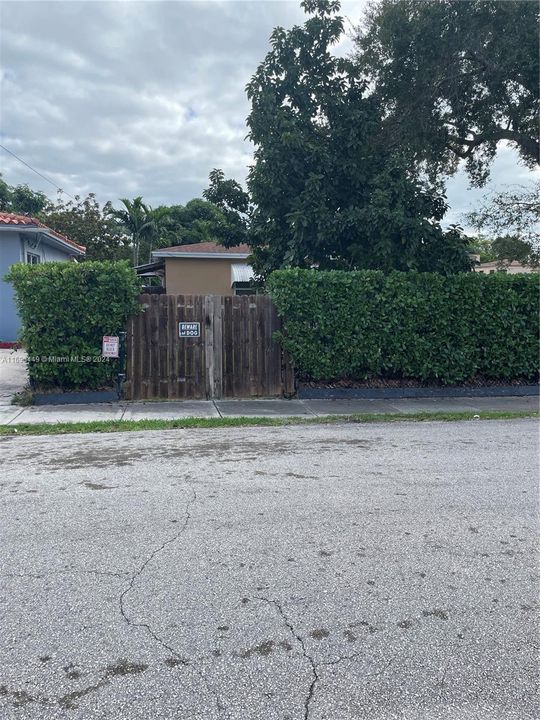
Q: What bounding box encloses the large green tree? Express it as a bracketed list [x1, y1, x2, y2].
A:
[158, 197, 231, 247]
[355, 0, 539, 185]
[202, 170, 251, 247]
[210, 0, 471, 277]
[43, 193, 131, 261]
[0, 175, 48, 215]
[0, 176, 130, 261]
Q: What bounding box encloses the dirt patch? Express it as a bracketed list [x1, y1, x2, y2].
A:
[104, 660, 148, 677]
[310, 628, 330, 640]
[0, 686, 36, 707]
[81, 482, 117, 491]
[239, 640, 275, 658]
[40, 439, 299, 471]
[57, 658, 148, 709]
[423, 608, 448, 621]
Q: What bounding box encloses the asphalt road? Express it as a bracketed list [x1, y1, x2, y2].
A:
[0, 419, 538, 720]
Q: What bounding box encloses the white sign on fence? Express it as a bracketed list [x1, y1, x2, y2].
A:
[102, 335, 120, 358]
[179, 322, 200, 338]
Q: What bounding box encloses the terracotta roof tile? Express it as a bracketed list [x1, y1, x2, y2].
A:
[0, 212, 86, 253]
[0, 212, 38, 226]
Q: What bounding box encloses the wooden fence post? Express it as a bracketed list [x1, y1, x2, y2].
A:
[204, 295, 214, 399]
[213, 297, 223, 399]
[203, 295, 224, 399]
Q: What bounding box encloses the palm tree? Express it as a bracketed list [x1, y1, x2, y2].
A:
[107, 197, 158, 266]
[144, 206, 171, 263]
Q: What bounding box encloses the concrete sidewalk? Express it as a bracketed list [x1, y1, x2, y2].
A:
[0, 348, 27, 405]
[2, 395, 538, 425]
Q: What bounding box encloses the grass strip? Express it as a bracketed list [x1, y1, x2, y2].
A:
[0, 410, 537, 437]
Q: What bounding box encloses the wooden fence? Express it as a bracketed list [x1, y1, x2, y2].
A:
[123, 294, 294, 400]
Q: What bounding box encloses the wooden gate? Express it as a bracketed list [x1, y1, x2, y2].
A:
[123, 294, 294, 400]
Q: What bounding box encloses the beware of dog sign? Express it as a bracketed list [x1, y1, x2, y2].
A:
[179, 322, 200, 338]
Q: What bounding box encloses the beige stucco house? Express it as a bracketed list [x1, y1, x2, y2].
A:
[146, 242, 255, 295]
[475, 260, 539, 275]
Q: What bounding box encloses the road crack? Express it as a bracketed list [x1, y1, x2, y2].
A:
[321, 650, 364, 667]
[119, 489, 197, 627]
[256, 596, 318, 720]
[118, 490, 224, 716]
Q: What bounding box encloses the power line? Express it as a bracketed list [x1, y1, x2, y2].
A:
[0, 144, 76, 200]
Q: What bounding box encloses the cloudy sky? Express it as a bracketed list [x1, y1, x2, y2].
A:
[1, 0, 538, 227]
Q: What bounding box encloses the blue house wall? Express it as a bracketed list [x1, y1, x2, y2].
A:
[0, 229, 78, 342]
[0, 231, 23, 342]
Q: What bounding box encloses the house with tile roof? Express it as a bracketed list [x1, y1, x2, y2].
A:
[137, 241, 255, 296]
[0, 212, 86, 342]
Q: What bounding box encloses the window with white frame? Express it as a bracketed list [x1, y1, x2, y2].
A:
[26, 252, 41, 265]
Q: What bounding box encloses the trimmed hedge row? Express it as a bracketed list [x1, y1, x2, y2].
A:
[267, 269, 540, 384]
[6, 261, 141, 389]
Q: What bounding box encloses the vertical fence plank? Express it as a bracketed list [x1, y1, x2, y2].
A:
[255, 296, 266, 396]
[247, 297, 257, 396]
[126, 292, 292, 400]
[193, 295, 205, 399]
[123, 314, 134, 400]
[135, 305, 145, 400]
[167, 294, 177, 399]
[213, 297, 223, 399]
[222, 296, 233, 397]
[141, 295, 152, 400]
[236, 295, 249, 397]
[158, 295, 169, 398]
[184, 294, 193, 399]
[176, 294, 185, 399]
[231, 297, 241, 398]
[151, 296, 160, 398]
[204, 295, 214, 399]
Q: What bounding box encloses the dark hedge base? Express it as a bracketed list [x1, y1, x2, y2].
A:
[298, 383, 539, 399]
[32, 390, 119, 406]
[299, 375, 538, 390]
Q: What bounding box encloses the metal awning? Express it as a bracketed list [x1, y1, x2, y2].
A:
[135, 260, 165, 277]
[231, 263, 255, 285]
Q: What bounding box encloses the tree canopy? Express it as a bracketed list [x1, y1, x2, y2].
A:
[465, 182, 540, 267]
[202, 169, 251, 248]
[208, 0, 472, 277]
[0, 175, 48, 215]
[0, 172, 230, 264]
[43, 193, 131, 261]
[355, 0, 539, 185]
[159, 197, 232, 247]
[0, 177, 131, 261]
[106, 197, 170, 265]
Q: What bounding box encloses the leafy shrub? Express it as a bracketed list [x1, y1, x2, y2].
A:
[267, 269, 539, 384]
[6, 261, 141, 389]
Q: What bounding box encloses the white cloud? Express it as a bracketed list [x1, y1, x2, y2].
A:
[0, 0, 536, 222]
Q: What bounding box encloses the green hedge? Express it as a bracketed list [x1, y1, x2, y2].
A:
[6, 261, 141, 389]
[267, 269, 540, 384]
